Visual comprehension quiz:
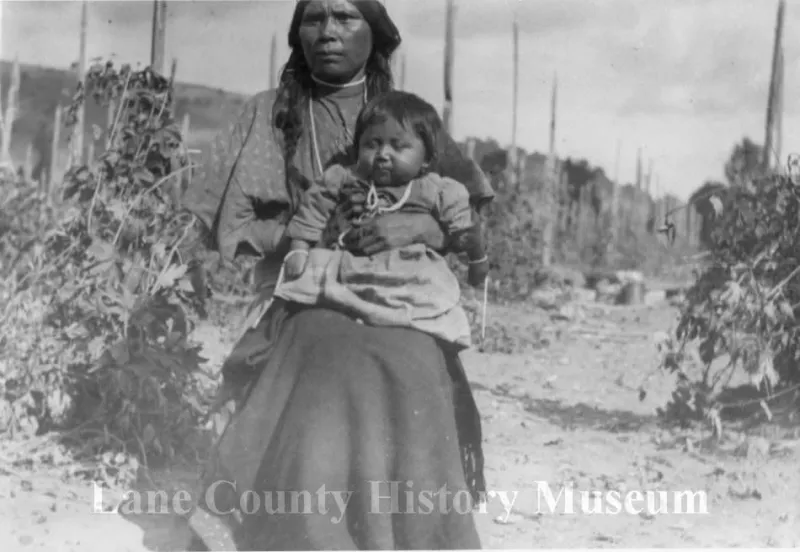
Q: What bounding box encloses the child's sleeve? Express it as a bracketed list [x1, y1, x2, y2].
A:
[285, 165, 350, 244]
[435, 176, 486, 259]
[435, 176, 474, 236]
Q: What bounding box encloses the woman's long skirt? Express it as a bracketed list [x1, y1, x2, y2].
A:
[187, 300, 485, 550]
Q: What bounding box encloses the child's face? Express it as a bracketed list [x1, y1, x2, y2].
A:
[356, 117, 427, 187]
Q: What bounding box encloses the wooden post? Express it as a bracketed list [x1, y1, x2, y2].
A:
[465, 137, 475, 160]
[49, 105, 62, 195]
[181, 112, 190, 143]
[542, 73, 558, 267]
[557, 168, 567, 234]
[682, 203, 689, 245]
[775, 44, 783, 167]
[576, 185, 588, 253]
[517, 154, 528, 189]
[269, 33, 278, 90]
[23, 143, 33, 182]
[635, 148, 642, 190]
[653, 176, 662, 234]
[169, 112, 191, 204]
[442, 0, 455, 134]
[169, 57, 177, 86]
[684, 203, 691, 246]
[609, 138, 621, 245]
[0, 57, 20, 167]
[762, 0, 785, 172]
[548, 73, 556, 154]
[150, 0, 167, 75]
[508, 13, 519, 189]
[168, 57, 178, 110]
[631, 148, 641, 237]
[694, 205, 702, 247]
[646, 160, 654, 233]
[72, 0, 88, 166]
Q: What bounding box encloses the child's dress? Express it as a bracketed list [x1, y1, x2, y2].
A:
[274, 164, 475, 349]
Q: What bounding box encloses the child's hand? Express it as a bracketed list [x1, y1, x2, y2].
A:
[283, 250, 308, 280]
[468, 257, 489, 288]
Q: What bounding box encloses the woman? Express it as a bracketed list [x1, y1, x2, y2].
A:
[182, 1, 495, 549]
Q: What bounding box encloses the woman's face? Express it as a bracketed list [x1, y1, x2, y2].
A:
[298, 0, 374, 83]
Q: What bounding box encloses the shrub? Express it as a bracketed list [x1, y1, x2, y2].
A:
[1, 60, 212, 468]
[655, 171, 800, 427]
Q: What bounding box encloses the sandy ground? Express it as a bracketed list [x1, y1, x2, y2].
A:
[1, 296, 798, 550]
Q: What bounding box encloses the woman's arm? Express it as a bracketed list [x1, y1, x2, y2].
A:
[216, 180, 290, 260]
[284, 165, 350, 245]
[435, 130, 495, 214]
[182, 90, 292, 263]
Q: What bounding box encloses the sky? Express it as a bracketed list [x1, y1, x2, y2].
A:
[2, 0, 799, 201]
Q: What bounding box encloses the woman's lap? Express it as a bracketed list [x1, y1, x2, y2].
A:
[193, 303, 481, 550]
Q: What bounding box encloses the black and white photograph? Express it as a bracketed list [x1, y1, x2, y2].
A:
[0, 0, 798, 549]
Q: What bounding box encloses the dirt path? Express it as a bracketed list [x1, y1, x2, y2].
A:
[2, 298, 798, 550]
[466, 302, 798, 548]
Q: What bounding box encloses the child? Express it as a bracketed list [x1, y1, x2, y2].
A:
[274, 91, 489, 349]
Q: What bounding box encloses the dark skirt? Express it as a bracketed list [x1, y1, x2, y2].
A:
[187, 299, 486, 550]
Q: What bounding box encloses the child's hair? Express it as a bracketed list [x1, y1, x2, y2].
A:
[352, 91, 444, 173]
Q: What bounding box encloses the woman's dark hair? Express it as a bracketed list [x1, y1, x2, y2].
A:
[353, 90, 444, 173]
[272, 0, 401, 170]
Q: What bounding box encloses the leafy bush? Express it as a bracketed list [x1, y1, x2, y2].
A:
[656, 171, 800, 427]
[1, 60, 213, 467]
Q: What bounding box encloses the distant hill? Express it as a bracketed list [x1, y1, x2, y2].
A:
[0, 60, 248, 171]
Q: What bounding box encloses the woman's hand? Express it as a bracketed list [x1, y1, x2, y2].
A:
[283, 242, 310, 280]
[283, 252, 308, 280]
[343, 212, 446, 255]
